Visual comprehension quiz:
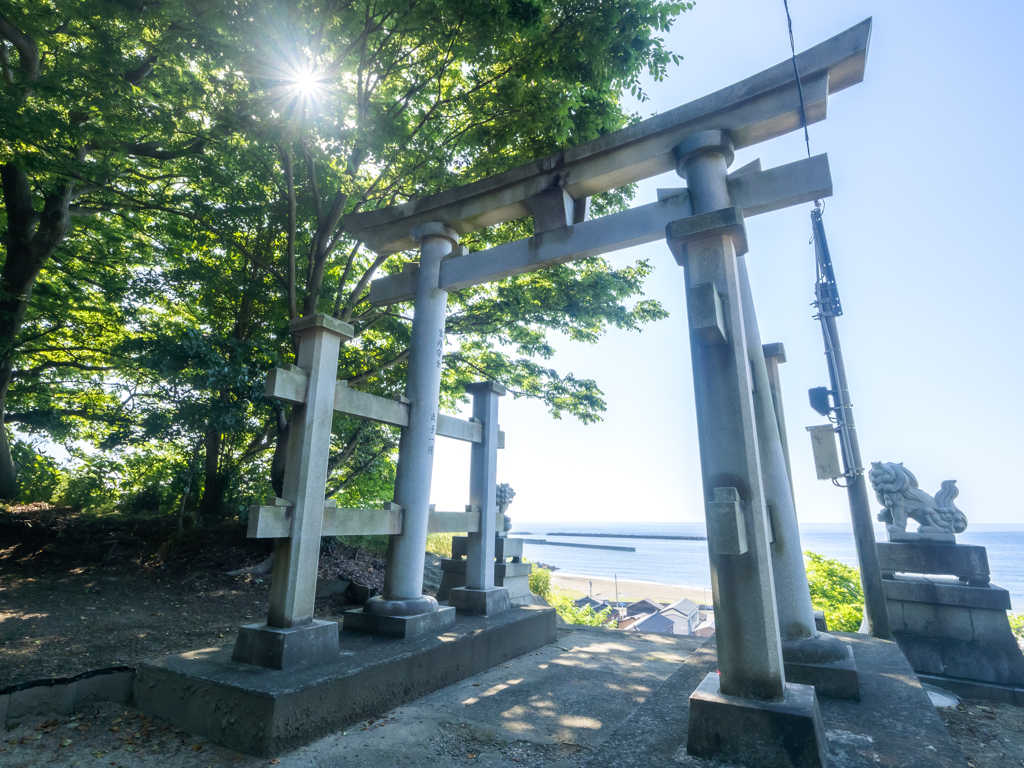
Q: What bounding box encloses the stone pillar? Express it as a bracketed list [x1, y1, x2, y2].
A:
[233, 314, 352, 669]
[669, 130, 826, 768]
[761, 342, 793, 495]
[739, 262, 858, 699]
[363, 222, 458, 633]
[666, 130, 785, 702]
[449, 381, 511, 615]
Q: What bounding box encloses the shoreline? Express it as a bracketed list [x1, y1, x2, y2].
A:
[549, 572, 711, 605]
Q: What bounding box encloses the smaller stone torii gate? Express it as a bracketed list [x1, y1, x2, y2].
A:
[340, 18, 873, 768]
[231, 312, 513, 665]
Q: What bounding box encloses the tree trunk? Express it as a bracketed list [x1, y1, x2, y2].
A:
[198, 425, 227, 519]
[0, 163, 73, 498]
[270, 407, 290, 498]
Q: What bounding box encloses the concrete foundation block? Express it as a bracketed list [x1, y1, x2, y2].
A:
[342, 605, 456, 638]
[231, 619, 340, 669]
[6, 679, 77, 719]
[901, 601, 974, 641]
[686, 672, 826, 768]
[448, 587, 511, 615]
[502, 575, 532, 600]
[784, 643, 860, 701]
[74, 668, 135, 707]
[895, 633, 1024, 685]
[133, 605, 556, 756]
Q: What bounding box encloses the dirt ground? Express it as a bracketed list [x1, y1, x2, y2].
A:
[0, 504, 385, 689]
[939, 698, 1024, 768]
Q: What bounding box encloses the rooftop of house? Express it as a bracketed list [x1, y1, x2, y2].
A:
[630, 613, 676, 635]
[662, 598, 699, 617]
[625, 598, 664, 616]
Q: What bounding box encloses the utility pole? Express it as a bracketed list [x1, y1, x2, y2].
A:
[811, 206, 892, 639]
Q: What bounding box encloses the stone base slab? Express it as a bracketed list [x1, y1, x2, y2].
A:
[448, 586, 511, 615]
[884, 574, 1012, 610]
[588, 631, 967, 768]
[438, 557, 533, 601]
[686, 672, 826, 768]
[892, 631, 1024, 687]
[231, 619, 340, 669]
[133, 605, 557, 756]
[784, 643, 860, 701]
[917, 672, 1024, 707]
[342, 605, 455, 638]
[877, 541, 989, 585]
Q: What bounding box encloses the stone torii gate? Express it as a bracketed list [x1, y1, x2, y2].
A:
[342, 19, 873, 768]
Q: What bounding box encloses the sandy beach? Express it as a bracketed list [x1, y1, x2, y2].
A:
[550, 572, 710, 605]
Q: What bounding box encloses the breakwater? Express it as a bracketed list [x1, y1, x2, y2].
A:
[546, 532, 707, 541]
[520, 539, 636, 552]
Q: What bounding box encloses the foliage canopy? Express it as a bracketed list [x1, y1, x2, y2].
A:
[0, 0, 691, 516]
[804, 551, 864, 633]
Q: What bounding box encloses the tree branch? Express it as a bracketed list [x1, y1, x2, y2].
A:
[0, 12, 40, 81]
[346, 347, 409, 386]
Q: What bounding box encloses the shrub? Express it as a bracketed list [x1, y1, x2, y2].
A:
[426, 532, 459, 558]
[11, 440, 63, 504]
[548, 590, 612, 626]
[804, 551, 864, 633]
[528, 564, 551, 598]
[1009, 613, 1024, 641]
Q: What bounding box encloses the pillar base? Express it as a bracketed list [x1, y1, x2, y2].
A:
[343, 605, 456, 638]
[448, 587, 511, 615]
[784, 642, 860, 701]
[231, 620, 339, 670]
[687, 672, 827, 768]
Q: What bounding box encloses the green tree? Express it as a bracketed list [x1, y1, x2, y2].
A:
[114, 0, 688, 514]
[804, 551, 864, 633]
[3, 0, 692, 517]
[0, 0, 237, 498]
[1009, 613, 1024, 642]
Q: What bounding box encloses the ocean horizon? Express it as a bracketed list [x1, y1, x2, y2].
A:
[514, 521, 1024, 611]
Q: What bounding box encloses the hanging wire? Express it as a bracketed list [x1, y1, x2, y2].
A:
[783, 0, 812, 160]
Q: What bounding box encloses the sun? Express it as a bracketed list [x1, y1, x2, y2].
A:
[289, 66, 324, 97]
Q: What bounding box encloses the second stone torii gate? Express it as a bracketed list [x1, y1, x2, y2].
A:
[344, 18, 875, 768]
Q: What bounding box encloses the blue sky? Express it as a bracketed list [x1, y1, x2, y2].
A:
[430, 0, 1024, 526]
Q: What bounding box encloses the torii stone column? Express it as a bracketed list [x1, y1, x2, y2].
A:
[449, 381, 511, 614]
[363, 222, 459, 635]
[762, 342, 793, 494]
[232, 314, 353, 669]
[738, 258, 858, 700]
[667, 130, 826, 768]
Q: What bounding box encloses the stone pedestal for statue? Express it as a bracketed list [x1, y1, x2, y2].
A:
[439, 536, 532, 604]
[878, 537, 1024, 698]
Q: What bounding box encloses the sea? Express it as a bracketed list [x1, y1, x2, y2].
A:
[516, 522, 1024, 610]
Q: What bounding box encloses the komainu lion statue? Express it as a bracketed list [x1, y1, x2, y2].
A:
[868, 461, 967, 534]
